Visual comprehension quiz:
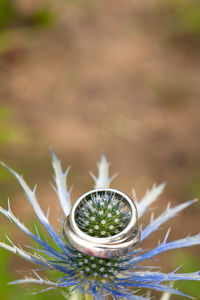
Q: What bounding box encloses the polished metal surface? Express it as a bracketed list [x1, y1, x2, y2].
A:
[63, 188, 140, 258]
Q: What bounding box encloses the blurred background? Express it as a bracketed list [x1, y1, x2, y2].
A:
[0, 0, 200, 299]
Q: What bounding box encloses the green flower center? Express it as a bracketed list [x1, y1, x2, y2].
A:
[70, 191, 131, 279]
[75, 191, 131, 237]
[73, 251, 127, 279]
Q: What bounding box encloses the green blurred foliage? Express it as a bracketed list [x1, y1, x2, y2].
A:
[158, 0, 200, 49]
[0, 0, 17, 29]
[172, 252, 200, 298]
[188, 176, 200, 201]
[28, 6, 55, 28]
[0, 30, 12, 53]
[0, 106, 19, 145]
[0, 1, 55, 30]
[174, 0, 200, 36]
[0, 166, 13, 183]
[0, 106, 26, 202]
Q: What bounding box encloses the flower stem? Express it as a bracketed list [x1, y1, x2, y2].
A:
[85, 294, 94, 300]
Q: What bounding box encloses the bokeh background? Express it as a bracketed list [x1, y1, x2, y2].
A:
[0, 0, 200, 299]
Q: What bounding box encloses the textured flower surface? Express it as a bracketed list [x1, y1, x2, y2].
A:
[0, 152, 200, 299]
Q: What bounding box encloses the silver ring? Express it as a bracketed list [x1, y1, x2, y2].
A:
[63, 188, 140, 258]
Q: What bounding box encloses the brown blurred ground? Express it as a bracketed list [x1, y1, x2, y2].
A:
[0, 0, 200, 298]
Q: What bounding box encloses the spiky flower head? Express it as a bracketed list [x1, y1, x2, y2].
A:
[75, 189, 132, 238]
[0, 152, 200, 299]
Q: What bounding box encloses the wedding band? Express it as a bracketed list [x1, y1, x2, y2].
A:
[63, 188, 140, 258]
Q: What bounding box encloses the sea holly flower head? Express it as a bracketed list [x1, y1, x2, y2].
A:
[0, 151, 200, 299]
[74, 190, 132, 238]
